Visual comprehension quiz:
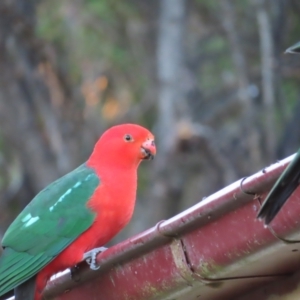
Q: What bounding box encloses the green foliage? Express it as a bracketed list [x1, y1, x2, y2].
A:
[36, 1, 66, 50]
[282, 80, 299, 115]
[199, 36, 234, 92]
[85, 0, 117, 24]
[195, 0, 218, 11]
[202, 36, 227, 53]
[36, 0, 149, 110]
[85, 0, 137, 24]
[37, 0, 138, 74]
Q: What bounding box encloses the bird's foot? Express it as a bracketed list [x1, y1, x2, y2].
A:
[83, 247, 107, 270]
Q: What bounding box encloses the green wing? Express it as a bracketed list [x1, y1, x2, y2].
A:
[0, 163, 99, 296]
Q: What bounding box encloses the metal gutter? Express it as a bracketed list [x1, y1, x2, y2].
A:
[39, 153, 300, 300]
[6, 154, 300, 299]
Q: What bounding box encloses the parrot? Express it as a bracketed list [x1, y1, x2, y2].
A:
[0, 123, 156, 300]
[257, 149, 300, 224]
[257, 42, 300, 224]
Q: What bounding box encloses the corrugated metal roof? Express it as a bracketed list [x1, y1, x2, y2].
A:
[4, 154, 300, 299]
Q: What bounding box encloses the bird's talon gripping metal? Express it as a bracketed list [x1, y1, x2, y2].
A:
[83, 247, 107, 270]
[89, 252, 100, 270]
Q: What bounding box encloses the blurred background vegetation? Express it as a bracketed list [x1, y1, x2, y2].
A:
[1, 0, 300, 243]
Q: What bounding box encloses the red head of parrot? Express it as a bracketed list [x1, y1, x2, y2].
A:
[87, 123, 156, 169]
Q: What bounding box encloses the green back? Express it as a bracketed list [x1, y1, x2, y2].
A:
[0, 163, 100, 296]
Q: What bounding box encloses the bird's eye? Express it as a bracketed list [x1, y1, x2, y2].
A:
[124, 134, 133, 142]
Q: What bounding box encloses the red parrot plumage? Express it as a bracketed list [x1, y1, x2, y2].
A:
[0, 123, 156, 300]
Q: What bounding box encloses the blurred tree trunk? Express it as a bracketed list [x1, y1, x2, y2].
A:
[148, 0, 187, 223]
[0, 0, 88, 235]
[156, 0, 187, 157]
[220, 0, 264, 168]
[272, 0, 288, 122]
[254, 0, 277, 161]
[278, 89, 300, 158]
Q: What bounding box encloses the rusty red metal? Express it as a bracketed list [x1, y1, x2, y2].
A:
[6, 154, 300, 300]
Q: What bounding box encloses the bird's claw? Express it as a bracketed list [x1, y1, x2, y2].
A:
[83, 247, 107, 270]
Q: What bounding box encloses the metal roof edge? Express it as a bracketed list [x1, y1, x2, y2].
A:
[37, 153, 300, 299]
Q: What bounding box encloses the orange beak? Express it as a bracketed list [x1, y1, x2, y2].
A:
[140, 139, 156, 160]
